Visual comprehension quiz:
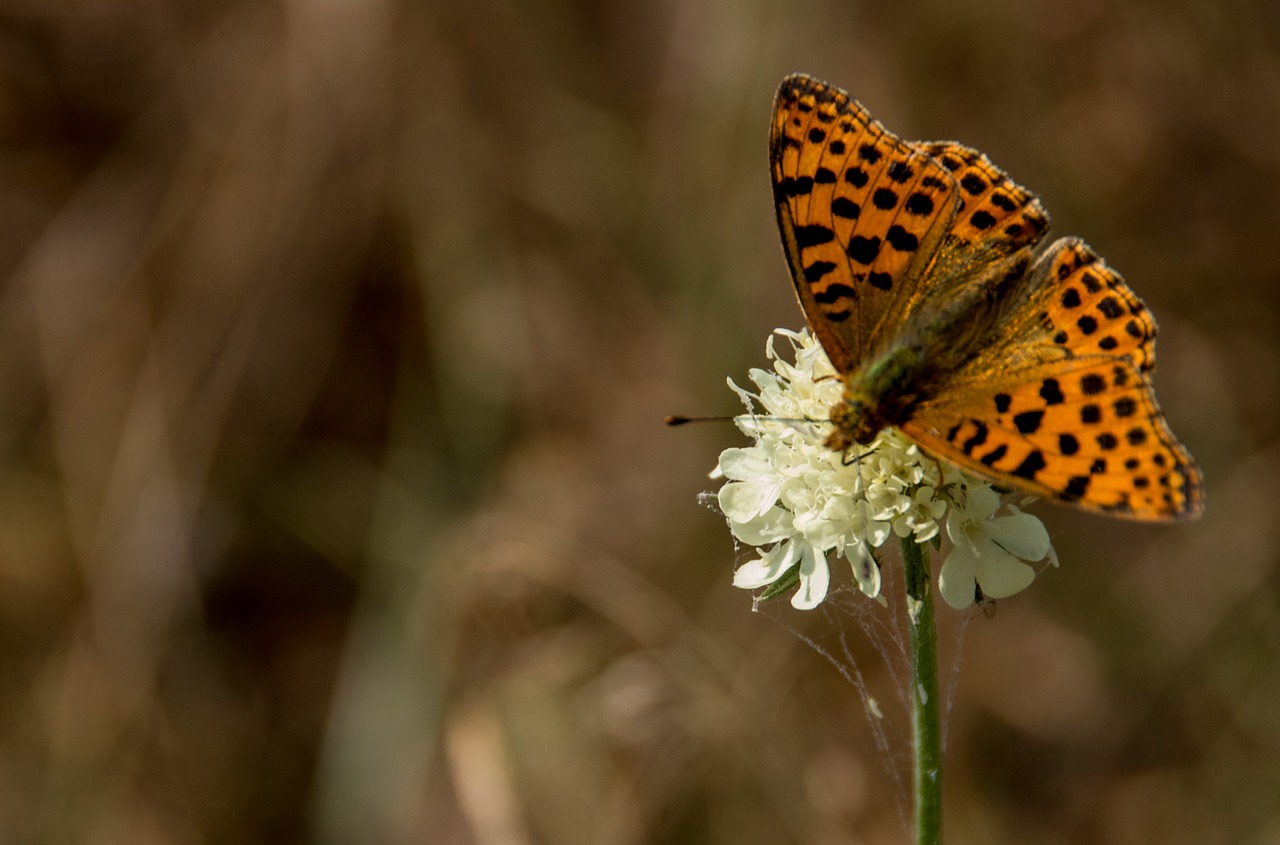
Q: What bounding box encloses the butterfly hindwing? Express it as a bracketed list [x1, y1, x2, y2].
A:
[903, 357, 1202, 520]
[1033, 238, 1158, 372]
[771, 74, 960, 370]
[903, 228, 1200, 520]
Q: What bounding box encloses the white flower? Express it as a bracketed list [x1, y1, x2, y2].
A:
[715, 329, 1056, 610]
[937, 484, 1055, 610]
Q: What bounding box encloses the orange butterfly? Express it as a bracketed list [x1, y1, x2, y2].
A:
[770, 74, 1202, 521]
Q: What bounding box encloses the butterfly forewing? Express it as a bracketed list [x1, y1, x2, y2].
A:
[921, 141, 1051, 258]
[770, 75, 960, 369]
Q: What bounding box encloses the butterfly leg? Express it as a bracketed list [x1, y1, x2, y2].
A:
[841, 448, 873, 468]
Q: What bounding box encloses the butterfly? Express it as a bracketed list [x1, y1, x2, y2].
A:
[770, 74, 1203, 521]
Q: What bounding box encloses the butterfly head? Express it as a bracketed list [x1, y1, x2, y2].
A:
[825, 390, 883, 452]
[826, 348, 928, 453]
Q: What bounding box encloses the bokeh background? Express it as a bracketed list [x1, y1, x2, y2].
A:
[1, 0, 1277, 843]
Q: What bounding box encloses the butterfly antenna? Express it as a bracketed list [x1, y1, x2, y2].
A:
[665, 414, 820, 427]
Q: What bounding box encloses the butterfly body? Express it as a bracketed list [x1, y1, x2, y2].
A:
[828, 247, 1037, 449]
[771, 74, 1203, 521]
[828, 345, 928, 449]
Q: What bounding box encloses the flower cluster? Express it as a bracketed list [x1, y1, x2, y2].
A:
[715, 329, 1056, 610]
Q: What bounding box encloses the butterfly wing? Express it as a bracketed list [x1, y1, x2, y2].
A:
[901, 238, 1203, 520]
[770, 75, 961, 371]
[885, 140, 1055, 348]
[919, 141, 1051, 263]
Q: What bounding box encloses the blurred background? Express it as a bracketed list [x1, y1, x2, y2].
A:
[1, 0, 1277, 842]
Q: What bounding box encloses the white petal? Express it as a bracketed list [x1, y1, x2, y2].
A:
[790, 544, 831, 610]
[964, 484, 1001, 521]
[717, 448, 773, 482]
[793, 507, 842, 551]
[945, 507, 967, 547]
[729, 506, 792, 546]
[733, 541, 800, 588]
[846, 542, 881, 598]
[985, 512, 1051, 561]
[938, 541, 978, 610]
[973, 539, 1037, 598]
[726, 377, 755, 409]
[861, 503, 892, 547]
[718, 479, 779, 522]
[912, 519, 940, 544]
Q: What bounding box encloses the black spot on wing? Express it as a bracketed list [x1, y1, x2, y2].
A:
[980, 444, 1008, 466]
[905, 192, 934, 216]
[832, 197, 860, 219]
[962, 422, 989, 455]
[989, 192, 1017, 211]
[803, 261, 837, 282]
[872, 187, 899, 209]
[1013, 410, 1044, 434]
[1097, 296, 1124, 319]
[887, 161, 914, 182]
[1063, 475, 1090, 500]
[960, 173, 987, 194]
[885, 225, 919, 252]
[780, 176, 814, 197]
[970, 210, 995, 230]
[813, 283, 856, 304]
[845, 166, 869, 188]
[794, 225, 835, 247]
[1012, 450, 1046, 479]
[847, 235, 882, 265]
[1039, 379, 1064, 405]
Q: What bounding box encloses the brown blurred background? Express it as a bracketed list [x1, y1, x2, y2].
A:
[1, 0, 1276, 843]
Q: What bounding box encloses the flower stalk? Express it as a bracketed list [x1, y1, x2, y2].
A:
[903, 535, 942, 845]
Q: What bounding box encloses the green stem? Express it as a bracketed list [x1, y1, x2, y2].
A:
[902, 535, 943, 845]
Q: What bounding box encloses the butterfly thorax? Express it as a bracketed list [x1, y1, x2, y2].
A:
[826, 346, 931, 451]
